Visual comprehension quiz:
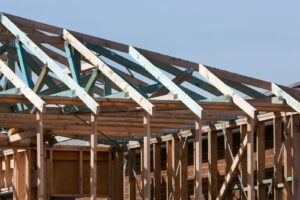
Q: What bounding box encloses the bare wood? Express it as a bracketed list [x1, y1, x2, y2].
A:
[143, 112, 151, 200]
[273, 117, 283, 200]
[224, 128, 233, 200]
[79, 151, 83, 195]
[216, 135, 248, 200]
[179, 137, 188, 199]
[208, 130, 218, 200]
[247, 118, 255, 200]
[194, 118, 203, 199]
[240, 124, 247, 200]
[172, 139, 180, 200]
[166, 140, 172, 199]
[128, 149, 136, 200]
[36, 111, 44, 200]
[153, 143, 161, 200]
[90, 113, 97, 200]
[25, 150, 31, 200]
[283, 116, 292, 199]
[292, 114, 300, 199]
[257, 122, 265, 199]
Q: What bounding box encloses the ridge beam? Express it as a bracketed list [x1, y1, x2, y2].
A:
[198, 64, 257, 118]
[129, 46, 202, 118]
[272, 83, 300, 113]
[0, 59, 45, 112]
[62, 29, 153, 115]
[0, 14, 99, 114]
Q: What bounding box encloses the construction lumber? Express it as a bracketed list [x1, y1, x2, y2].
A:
[90, 113, 97, 200]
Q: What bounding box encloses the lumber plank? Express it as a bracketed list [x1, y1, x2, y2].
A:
[90, 113, 97, 200]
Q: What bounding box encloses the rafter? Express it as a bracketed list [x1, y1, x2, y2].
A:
[0, 14, 100, 114]
[0, 59, 45, 112]
[62, 29, 153, 115]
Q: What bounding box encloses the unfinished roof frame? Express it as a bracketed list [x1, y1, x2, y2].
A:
[0, 13, 299, 200]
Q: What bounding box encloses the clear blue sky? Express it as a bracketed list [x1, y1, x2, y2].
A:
[2, 0, 299, 85]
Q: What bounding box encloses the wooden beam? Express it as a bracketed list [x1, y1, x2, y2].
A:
[198, 64, 257, 118]
[283, 116, 292, 199]
[194, 118, 203, 199]
[0, 14, 99, 114]
[25, 150, 31, 200]
[36, 111, 44, 200]
[90, 113, 97, 200]
[208, 130, 218, 200]
[0, 59, 45, 112]
[224, 128, 233, 199]
[179, 137, 188, 199]
[128, 149, 136, 200]
[272, 83, 300, 113]
[256, 122, 265, 199]
[216, 135, 248, 200]
[129, 46, 202, 118]
[273, 117, 283, 200]
[143, 112, 151, 200]
[153, 143, 161, 200]
[240, 124, 247, 200]
[247, 118, 255, 200]
[292, 114, 300, 199]
[62, 29, 153, 115]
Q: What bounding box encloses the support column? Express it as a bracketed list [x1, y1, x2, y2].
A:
[256, 122, 265, 199]
[292, 114, 300, 199]
[172, 139, 180, 200]
[179, 137, 188, 199]
[129, 149, 136, 200]
[143, 112, 151, 200]
[273, 117, 283, 200]
[153, 143, 161, 200]
[167, 140, 172, 199]
[247, 117, 255, 200]
[90, 113, 97, 200]
[225, 128, 233, 200]
[194, 118, 203, 199]
[25, 150, 31, 200]
[208, 130, 218, 200]
[36, 111, 44, 200]
[283, 116, 292, 199]
[240, 124, 247, 199]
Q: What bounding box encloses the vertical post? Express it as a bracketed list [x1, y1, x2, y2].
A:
[179, 137, 188, 199]
[90, 113, 97, 200]
[172, 139, 180, 200]
[129, 149, 136, 200]
[247, 117, 255, 200]
[13, 151, 18, 200]
[256, 122, 265, 199]
[225, 128, 233, 200]
[4, 156, 12, 188]
[292, 114, 300, 199]
[153, 143, 161, 200]
[0, 158, 3, 189]
[240, 124, 247, 199]
[79, 151, 83, 195]
[167, 140, 172, 199]
[273, 117, 283, 199]
[208, 130, 218, 200]
[283, 116, 292, 199]
[143, 112, 151, 200]
[49, 150, 53, 198]
[194, 118, 203, 199]
[25, 150, 31, 200]
[36, 111, 44, 200]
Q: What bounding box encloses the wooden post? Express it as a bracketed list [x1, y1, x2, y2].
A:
[256, 122, 265, 199]
[194, 118, 203, 199]
[283, 116, 292, 199]
[37, 111, 44, 200]
[143, 112, 151, 200]
[172, 139, 180, 200]
[240, 124, 247, 200]
[4, 156, 12, 188]
[292, 114, 300, 199]
[153, 143, 161, 200]
[90, 113, 97, 200]
[247, 118, 255, 200]
[225, 128, 233, 200]
[208, 130, 218, 200]
[13, 151, 18, 200]
[79, 151, 83, 195]
[129, 149, 136, 200]
[179, 137, 188, 199]
[25, 150, 31, 200]
[0, 158, 3, 189]
[273, 117, 283, 199]
[167, 140, 172, 199]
